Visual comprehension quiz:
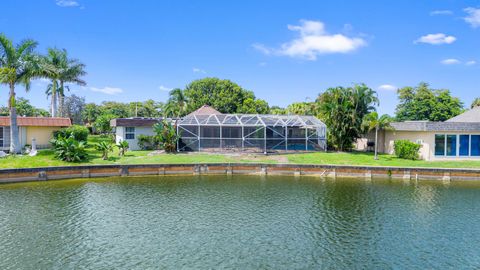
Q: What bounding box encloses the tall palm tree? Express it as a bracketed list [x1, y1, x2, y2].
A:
[362, 112, 393, 160]
[42, 48, 86, 117]
[0, 34, 41, 153]
[168, 88, 188, 117]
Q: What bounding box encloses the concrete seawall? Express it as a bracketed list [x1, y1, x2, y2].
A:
[1, 163, 480, 184]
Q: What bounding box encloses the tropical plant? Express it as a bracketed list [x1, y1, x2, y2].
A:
[0, 97, 49, 117]
[137, 134, 160, 150]
[362, 112, 393, 160]
[153, 120, 178, 153]
[165, 88, 189, 117]
[393, 140, 421, 160]
[51, 136, 88, 162]
[0, 34, 42, 153]
[93, 113, 115, 134]
[471, 97, 480, 109]
[117, 140, 129, 156]
[395, 82, 463, 121]
[317, 84, 378, 151]
[96, 141, 113, 160]
[286, 102, 317, 115]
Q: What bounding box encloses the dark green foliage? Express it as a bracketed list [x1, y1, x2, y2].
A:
[393, 140, 421, 160]
[93, 113, 116, 134]
[137, 134, 161, 150]
[317, 84, 378, 151]
[0, 98, 49, 117]
[153, 120, 178, 153]
[395, 82, 464, 122]
[471, 98, 480, 109]
[53, 125, 89, 142]
[50, 136, 88, 162]
[95, 141, 113, 160]
[183, 77, 269, 115]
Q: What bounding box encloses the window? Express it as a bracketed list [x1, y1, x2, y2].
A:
[125, 127, 135, 140]
[459, 135, 470, 156]
[472, 135, 480, 156]
[0, 127, 3, 147]
[435, 134, 445, 156]
[446, 135, 457, 156]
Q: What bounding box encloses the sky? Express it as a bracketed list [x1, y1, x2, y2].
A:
[1, 0, 480, 115]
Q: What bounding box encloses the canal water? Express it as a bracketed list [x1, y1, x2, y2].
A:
[1, 175, 480, 269]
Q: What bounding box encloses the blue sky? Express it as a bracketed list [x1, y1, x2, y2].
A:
[1, 0, 480, 115]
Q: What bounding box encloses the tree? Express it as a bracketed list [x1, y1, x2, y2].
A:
[117, 140, 129, 156]
[0, 97, 49, 117]
[269, 106, 286, 115]
[362, 112, 393, 160]
[0, 34, 42, 153]
[238, 98, 269, 114]
[153, 120, 178, 153]
[286, 102, 317, 115]
[82, 103, 101, 125]
[471, 98, 480, 109]
[93, 113, 116, 134]
[165, 88, 189, 117]
[64, 94, 86, 124]
[317, 84, 378, 151]
[56, 51, 86, 117]
[395, 82, 463, 121]
[96, 141, 113, 160]
[183, 77, 269, 114]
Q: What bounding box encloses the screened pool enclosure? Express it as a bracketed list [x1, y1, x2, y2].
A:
[177, 114, 327, 153]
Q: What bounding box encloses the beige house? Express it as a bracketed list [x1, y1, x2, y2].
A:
[358, 107, 480, 161]
[0, 116, 72, 151]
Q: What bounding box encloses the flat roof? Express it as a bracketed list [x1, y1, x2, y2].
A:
[110, 118, 165, 127]
[391, 121, 480, 132]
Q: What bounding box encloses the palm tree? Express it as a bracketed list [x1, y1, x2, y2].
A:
[167, 88, 188, 117]
[362, 112, 393, 160]
[0, 34, 41, 153]
[42, 48, 86, 117]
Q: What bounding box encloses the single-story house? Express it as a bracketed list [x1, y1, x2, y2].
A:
[357, 107, 480, 160]
[0, 116, 72, 151]
[111, 118, 166, 150]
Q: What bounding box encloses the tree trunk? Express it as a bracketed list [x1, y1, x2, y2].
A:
[374, 127, 378, 160]
[51, 81, 57, 117]
[59, 81, 65, 117]
[9, 83, 21, 154]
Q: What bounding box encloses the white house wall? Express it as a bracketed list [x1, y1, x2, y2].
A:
[116, 126, 156, 151]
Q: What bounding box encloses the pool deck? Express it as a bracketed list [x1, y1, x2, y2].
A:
[1, 163, 480, 183]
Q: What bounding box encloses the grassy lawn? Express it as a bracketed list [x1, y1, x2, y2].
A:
[1, 136, 480, 169]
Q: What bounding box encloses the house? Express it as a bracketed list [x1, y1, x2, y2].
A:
[176, 105, 327, 153]
[359, 107, 480, 160]
[111, 118, 166, 150]
[0, 116, 72, 151]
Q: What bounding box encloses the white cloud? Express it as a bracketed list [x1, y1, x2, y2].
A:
[415, 33, 456, 45]
[253, 20, 367, 60]
[464, 7, 480, 28]
[430, 10, 453, 16]
[89, 86, 123, 95]
[466, 60, 477, 66]
[193, 67, 206, 74]
[159, 85, 172, 91]
[441, 58, 461, 65]
[378, 84, 397, 91]
[56, 0, 79, 7]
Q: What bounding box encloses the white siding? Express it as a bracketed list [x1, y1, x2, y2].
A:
[115, 126, 155, 151]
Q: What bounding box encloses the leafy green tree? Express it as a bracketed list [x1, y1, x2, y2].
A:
[165, 88, 189, 117]
[93, 113, 116, 134]
[269, 106, 286, 115]
[0, 34, 42, 153]
[100, 101, 129, 118]
[395, 82, 463, 121]
[286, 102, 317, 115]
[82, 103, 101, 125]
[471, 98, 480, 109]
[362, 112, 393, 160]
[238, 98, 269, 114]
[317, 84, 378, 151]
[0, 98, 49, 117]
[183, 77, 268, 114]
[64, 94, 86, 124]
[128, 100, 162, 117]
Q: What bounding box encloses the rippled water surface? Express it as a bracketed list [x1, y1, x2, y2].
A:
[1, 175, 480, 269]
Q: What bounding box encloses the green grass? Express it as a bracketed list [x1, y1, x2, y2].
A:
[1, 135, 480, 169]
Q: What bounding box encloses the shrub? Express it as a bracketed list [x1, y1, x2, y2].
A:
[137, 135, 160, 150]
[53, 125, 89, 142]
[96, 141, 113, 160]
[93, 114, 116, 134]
[153, 120, 179, 153]
[51, 136, 88, 162]
[393, 140, 421, 160]
[117, 140, 129, 156]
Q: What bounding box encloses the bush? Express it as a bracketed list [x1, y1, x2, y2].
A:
[117, 140, 129, 156]
[137, 134, 160, 150]
[51, 136, 88, 162]
[96, 141, 113, 160]
[393, 140, 421, 160]
[53, 125, 89, 142]
[153, 120, 179, 153]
